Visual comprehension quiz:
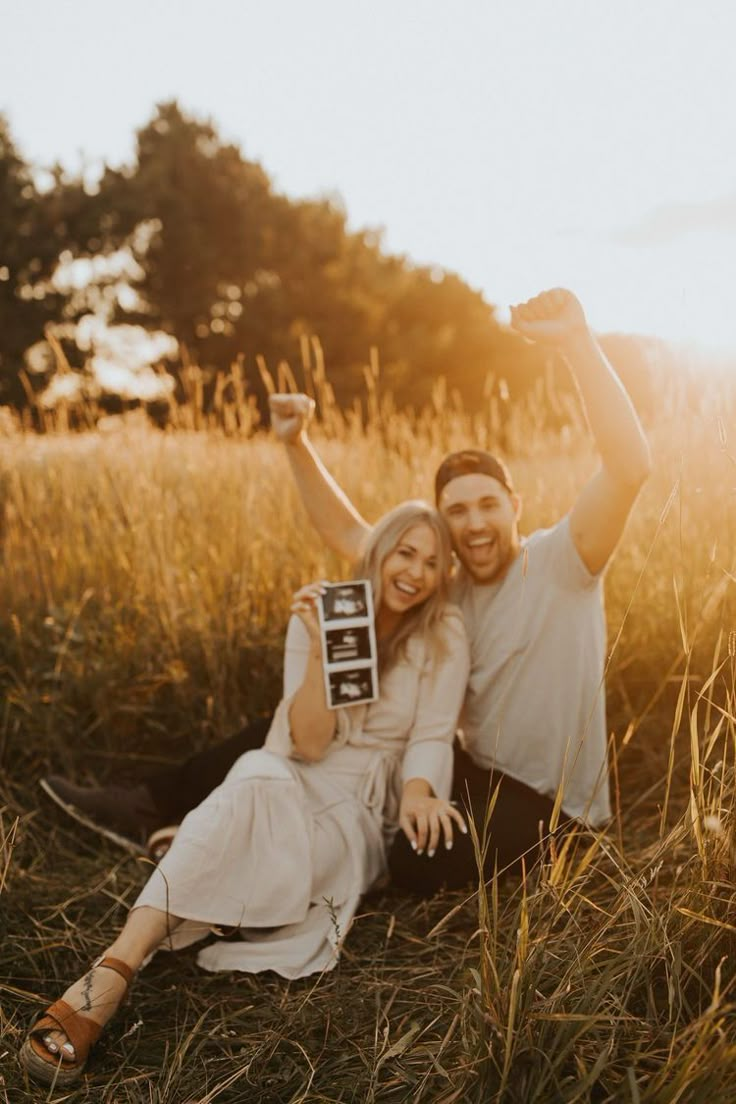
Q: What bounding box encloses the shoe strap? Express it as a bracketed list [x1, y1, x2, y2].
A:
[91, 954, 136, 987]
[32, 998, 103, 1060]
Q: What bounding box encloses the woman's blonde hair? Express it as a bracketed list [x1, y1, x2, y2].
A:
[356, 500, 454, 672]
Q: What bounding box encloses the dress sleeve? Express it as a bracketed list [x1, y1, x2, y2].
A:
[266, 615, 356, 757]
[265, 616, 314, 758]
[282, 615, 312, 697]
[401, 608, 470, 800]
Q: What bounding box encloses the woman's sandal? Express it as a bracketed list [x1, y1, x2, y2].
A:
[19, 955, 135, 1088]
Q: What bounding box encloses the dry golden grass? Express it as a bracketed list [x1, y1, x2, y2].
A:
[2, 358, 736, 1101]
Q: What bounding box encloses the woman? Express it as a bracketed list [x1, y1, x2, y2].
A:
[21, 501, 470, 1087]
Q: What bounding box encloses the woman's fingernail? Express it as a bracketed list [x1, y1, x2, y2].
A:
[410, 840, 417, 851]
[445, 841, 453, 850]
[428, 849, 435, 858]
[417, 848, 424, 856]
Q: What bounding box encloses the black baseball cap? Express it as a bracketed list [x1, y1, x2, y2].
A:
[434, 449, 514, 504]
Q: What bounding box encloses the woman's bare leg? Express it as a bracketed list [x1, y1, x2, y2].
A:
[42, 905, 181, 1060]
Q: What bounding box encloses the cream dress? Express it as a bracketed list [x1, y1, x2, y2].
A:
[133, 608, 469, 979]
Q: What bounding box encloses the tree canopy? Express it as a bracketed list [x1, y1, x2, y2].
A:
[1, 102, 661, 423]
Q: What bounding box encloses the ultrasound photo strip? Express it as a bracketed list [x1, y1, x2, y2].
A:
[318, 580, 378, 709]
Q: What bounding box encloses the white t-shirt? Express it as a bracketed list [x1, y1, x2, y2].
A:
[452, 515, 610, 827]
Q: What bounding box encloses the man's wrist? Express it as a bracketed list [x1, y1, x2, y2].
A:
[284, 431, 310, 451]
[558, 327, 598, 365]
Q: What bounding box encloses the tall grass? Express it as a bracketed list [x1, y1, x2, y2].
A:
[1, 354, 736, 1101]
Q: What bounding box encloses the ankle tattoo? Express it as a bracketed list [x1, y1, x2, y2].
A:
[80, 969, 96, 1012]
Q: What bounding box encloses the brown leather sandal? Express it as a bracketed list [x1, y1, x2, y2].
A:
[19, 955, 135, 1087]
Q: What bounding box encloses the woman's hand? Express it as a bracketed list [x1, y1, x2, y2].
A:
[399, 785, 467, 857]
[291, 581, 328, 648]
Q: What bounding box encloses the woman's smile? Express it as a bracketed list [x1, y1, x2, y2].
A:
[380, 523, 439, 616]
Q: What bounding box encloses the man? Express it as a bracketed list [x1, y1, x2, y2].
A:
[43, 288, 650, 891]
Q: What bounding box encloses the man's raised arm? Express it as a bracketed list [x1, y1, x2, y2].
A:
[510, 288, 651, 575]
[269, 394, 372, 562]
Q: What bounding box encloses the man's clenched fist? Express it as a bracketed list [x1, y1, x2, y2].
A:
[510, 288, 589, 347]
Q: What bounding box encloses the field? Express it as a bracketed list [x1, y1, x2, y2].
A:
[2, 362, 736, 1103]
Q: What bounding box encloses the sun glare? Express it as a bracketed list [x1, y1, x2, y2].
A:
[2, 2, 736, 357]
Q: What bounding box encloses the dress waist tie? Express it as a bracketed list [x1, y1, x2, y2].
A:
[359, 752, 402, 846]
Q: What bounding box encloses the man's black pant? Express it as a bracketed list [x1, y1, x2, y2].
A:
[145, 717, 273, 823]
[145, 720, 568, 894]
[389, 745, 569, 893]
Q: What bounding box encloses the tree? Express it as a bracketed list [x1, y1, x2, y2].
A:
[0, 118, 70, 406]
[88, 102, 546, 415]
[0, 102, 555, 425]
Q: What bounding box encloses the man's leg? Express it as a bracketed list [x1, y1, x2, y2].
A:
[387, 813, 478, 895]
[388, 747, 570, 895]
[42, 716, 272, 850]
[144, 716, 272, 822]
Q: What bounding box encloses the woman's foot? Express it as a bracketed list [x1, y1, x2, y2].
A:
[20, 956, 135, 1086]
[40, 958, 130, 1060]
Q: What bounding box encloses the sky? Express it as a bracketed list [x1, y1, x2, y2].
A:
[2, 0, 736, 351]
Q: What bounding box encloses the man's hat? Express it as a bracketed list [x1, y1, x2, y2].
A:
[434, 449, 514, 504]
